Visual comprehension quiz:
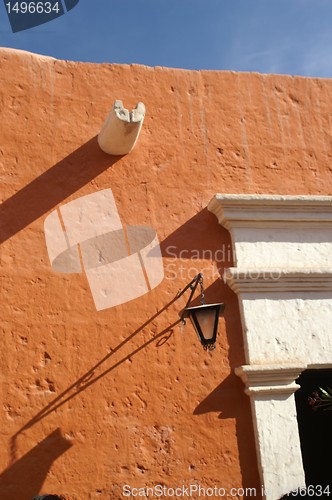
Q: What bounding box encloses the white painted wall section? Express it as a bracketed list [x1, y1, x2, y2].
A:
[208, 194, 332, 500]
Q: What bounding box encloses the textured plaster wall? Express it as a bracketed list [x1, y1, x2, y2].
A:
[1, 48, 332, 499]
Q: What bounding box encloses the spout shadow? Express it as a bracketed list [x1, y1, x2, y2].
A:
[0, 428, 72, 500]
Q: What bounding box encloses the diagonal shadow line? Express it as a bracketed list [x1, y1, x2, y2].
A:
[17, 321, 177, 432]
[0, 136, 121, 244]
[9, 295, 182, 463]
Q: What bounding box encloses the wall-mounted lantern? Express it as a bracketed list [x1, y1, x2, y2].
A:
[178, 273, 225, 351]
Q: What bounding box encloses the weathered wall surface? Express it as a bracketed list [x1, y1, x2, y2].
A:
[1, 48, 332, 499]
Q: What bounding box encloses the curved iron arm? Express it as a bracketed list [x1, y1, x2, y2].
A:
[177, 273, 203, 324]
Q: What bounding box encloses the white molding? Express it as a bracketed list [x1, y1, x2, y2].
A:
[208, 194, 332, 230]
[209, 194, 332, 269]
[224, 268, 332, 293]
[235, 364, 306, 396]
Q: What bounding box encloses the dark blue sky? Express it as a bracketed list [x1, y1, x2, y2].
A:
[1, 0, 332, 77]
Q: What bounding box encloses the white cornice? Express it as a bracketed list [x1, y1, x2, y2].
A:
[208, 194, 332, 229]
[224, 268, 332, 293]
[235, 364, 307, 396]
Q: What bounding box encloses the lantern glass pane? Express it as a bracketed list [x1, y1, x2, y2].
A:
[194, 308, 217, 340]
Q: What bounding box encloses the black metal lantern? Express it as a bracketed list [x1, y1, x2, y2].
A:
[183, 302, 225, 350]
[178, 273, 225, 351]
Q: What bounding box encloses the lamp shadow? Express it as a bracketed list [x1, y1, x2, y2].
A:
[0, 428, 72, 500]
[9, 297, 179, 464]
[0, 136, 121, 244]
[160, 209, 261, 494]
[194, 374, 260, 493]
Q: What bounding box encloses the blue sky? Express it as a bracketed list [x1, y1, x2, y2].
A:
[1, 0, 332, 77]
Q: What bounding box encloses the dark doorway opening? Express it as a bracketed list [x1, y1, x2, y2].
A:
[295, 369, 332, 495]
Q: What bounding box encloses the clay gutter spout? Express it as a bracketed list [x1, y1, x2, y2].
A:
[98, 100, 145, 155]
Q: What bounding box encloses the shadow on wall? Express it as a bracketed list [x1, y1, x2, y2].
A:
[2, 193, 259, 493]
[194, 373, 260, 494]
[0, 428, 72, 500]
[160, 210, 261, 495]
[8, 300, 180, 466]
[160, 208, 234, 277]
[0, 136, 121, 244]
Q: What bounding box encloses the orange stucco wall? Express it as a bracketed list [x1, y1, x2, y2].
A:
[1, 48, 332, 499]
